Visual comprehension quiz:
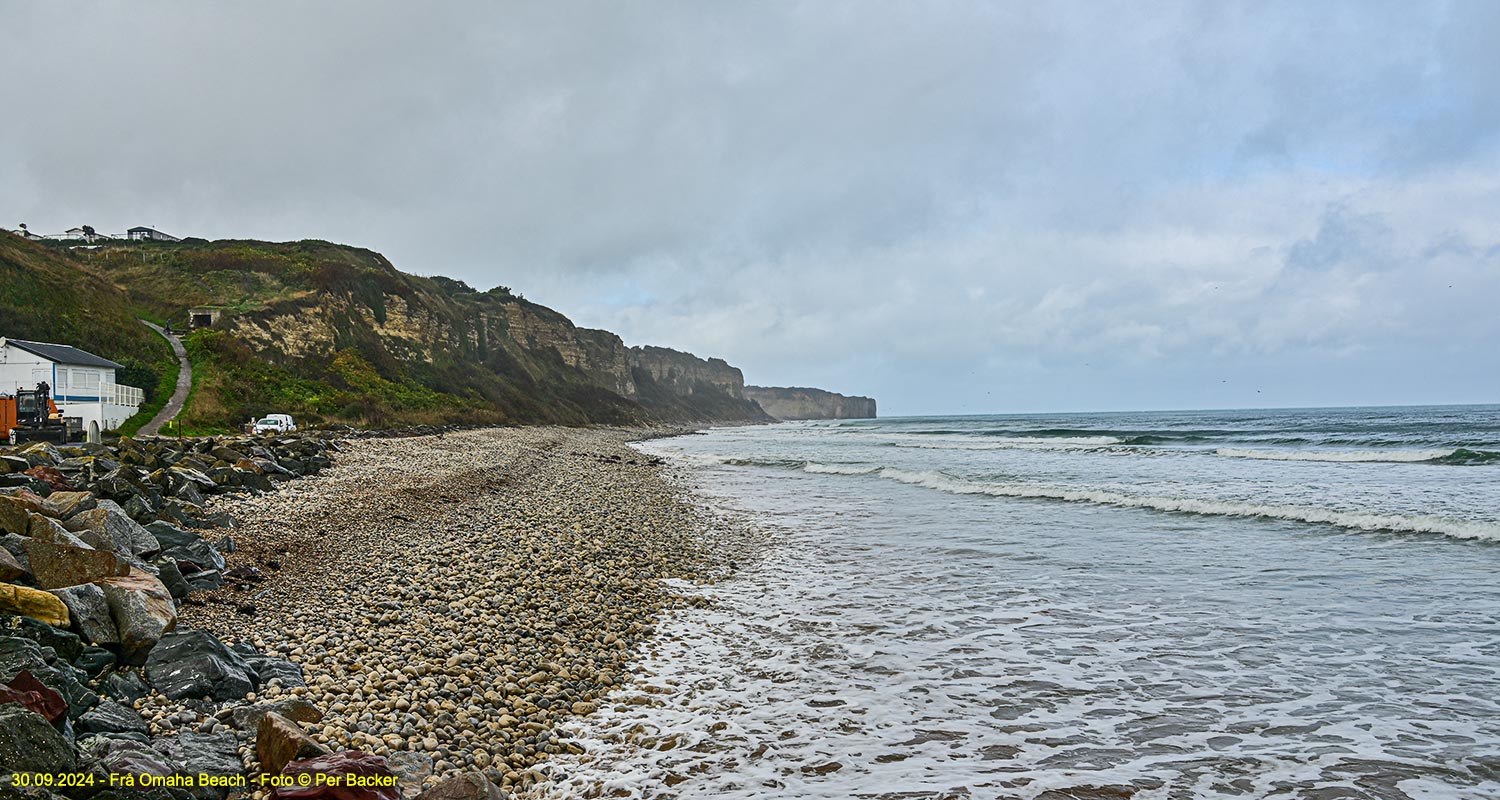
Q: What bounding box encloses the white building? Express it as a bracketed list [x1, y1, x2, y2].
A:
[58, 226, 113, 243]
[0, 338, 144, 439]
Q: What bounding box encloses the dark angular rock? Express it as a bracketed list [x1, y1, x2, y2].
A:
[74, 646, 116, 679]
[0, 705, 75, 773]
[186, 511, 234, 529]
[145, 630, 255, 701]
[223, 566, 264, 583]
[122, 495, 156, 522]
[155, 559, 191, 600]
[0, 534, 30, 573]
[145, 523, 226, 572]
[182, 569, 223, 592]
[174, 482, 207, 507]
[246, 655, 305, 689]
[12, 617, 83, 662]
[98, 671, 149, 703]
[156, 732, 242, 799]
[77, 699, 149, 737]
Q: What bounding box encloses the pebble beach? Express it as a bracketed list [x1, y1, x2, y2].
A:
[168, 427, 756, 797]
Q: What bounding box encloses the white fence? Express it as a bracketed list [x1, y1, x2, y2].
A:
[105, 383, 144, 407]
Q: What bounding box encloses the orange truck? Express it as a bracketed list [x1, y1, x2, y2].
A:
[1, 383, 69, 445]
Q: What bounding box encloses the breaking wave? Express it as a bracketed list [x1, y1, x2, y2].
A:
[780, 463, 1500, 542]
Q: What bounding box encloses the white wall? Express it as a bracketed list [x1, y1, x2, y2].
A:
[0, 345, 52, 396]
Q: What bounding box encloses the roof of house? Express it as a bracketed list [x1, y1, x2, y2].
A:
[127, 226, 162, 233]
[4, 339, 124, 369]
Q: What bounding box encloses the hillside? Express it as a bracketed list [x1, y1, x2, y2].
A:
[0, 233, 770, 430]
[0, 234, 176, 426]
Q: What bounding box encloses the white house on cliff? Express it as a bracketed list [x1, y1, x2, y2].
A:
[0, 338, 144, 439]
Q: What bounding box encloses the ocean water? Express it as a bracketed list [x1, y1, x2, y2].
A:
[545, 406, 1500, 799]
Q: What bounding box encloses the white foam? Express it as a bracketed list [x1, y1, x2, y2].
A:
[873, 468, 1500, 541]
[1215, 447, 1454, 463]
[886, 435, 1122, 450]
[801, 462, 880, 475]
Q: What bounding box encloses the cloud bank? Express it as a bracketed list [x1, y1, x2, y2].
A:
[4, 1, 1498, 413]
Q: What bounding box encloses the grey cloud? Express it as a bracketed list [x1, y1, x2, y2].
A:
[4, 1, 1500, 413]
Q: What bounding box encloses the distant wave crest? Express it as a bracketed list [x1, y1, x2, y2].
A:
[1216, 447, 1500, 465]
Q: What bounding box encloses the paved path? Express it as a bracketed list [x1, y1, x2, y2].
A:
[138, 320, 192, 436]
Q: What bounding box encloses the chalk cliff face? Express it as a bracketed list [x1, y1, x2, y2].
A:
[628, 346, 746, 398]
[744, 386, 877, 420]
[627, 346, 771, 422]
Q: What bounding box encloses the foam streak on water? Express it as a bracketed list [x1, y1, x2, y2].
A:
[541, 407, 1500, 799]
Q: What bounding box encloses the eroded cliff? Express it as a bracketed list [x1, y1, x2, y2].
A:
[744, 386, 877, 420]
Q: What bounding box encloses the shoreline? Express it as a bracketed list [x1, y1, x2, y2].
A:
[171, 426, 757, 796]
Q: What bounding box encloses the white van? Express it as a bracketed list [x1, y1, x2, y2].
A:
[252, 414, 297, 434]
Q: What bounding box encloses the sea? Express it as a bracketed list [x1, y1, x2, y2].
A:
[544, 406, 1500, 800]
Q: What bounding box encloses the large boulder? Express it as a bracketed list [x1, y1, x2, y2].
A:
[0, 705, 75, 773]
[0, 583, 70, 627]
[272, 752, 398, 800]
[23, 539, 130, 589]
[64, 500, 160, 559]
[76, 699, 150, 738]
[145, 629, 255, 701]
[95, 569, 177, 664]
[40, 491, 96, 520]
[256, 712, 329, 775]
[49, 583, 119, 645]
[27, 514, 91, 548]
[145, 522, 226, 572]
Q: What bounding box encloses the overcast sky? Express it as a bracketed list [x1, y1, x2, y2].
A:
[4, 2, 1499, 415]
